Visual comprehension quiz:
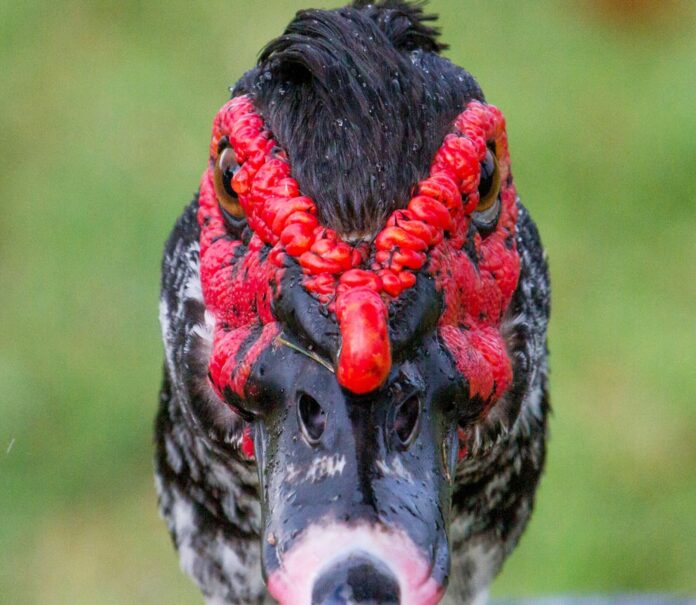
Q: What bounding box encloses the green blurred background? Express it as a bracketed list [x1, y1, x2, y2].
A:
[1, 1, 695, 603]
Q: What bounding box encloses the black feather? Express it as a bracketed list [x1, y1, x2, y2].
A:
[232, 2, 481, 235]
[351, 0, 448, 53]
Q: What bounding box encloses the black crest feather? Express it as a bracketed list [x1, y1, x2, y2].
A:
[234, 1, 482, 235]
[351, 0, 448, 53]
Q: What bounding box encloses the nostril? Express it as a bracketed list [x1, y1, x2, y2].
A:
[394, 394, 420, 447]
[312, 554, 400, 605]
[298, 392, 326, 444]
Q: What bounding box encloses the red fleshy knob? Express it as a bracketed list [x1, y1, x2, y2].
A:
[335, 288, 391, 395]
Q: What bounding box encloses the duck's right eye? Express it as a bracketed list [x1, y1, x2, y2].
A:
[213, 144, 244, 219]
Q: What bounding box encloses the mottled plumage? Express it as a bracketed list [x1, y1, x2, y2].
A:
[156, 2, 550, 604]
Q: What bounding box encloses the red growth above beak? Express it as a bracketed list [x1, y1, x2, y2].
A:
[335, 287, 391, 394]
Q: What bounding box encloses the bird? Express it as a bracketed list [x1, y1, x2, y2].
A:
[155, 2, 550, 604]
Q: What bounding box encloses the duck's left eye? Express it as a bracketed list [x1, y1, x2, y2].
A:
[213, 145, 245, 219]
[473, 147, 501, 231]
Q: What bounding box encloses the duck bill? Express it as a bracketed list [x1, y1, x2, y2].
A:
[267, 522, 447, 605]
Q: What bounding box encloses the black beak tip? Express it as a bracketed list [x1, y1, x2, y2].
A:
[311, 553, 400, 605]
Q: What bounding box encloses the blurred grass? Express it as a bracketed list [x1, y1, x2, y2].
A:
[1, 1, 694, 603]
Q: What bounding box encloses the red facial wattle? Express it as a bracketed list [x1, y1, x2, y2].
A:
[198, 94, 519, 441]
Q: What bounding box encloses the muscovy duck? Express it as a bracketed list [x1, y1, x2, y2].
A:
[156, 2, 550, 604]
